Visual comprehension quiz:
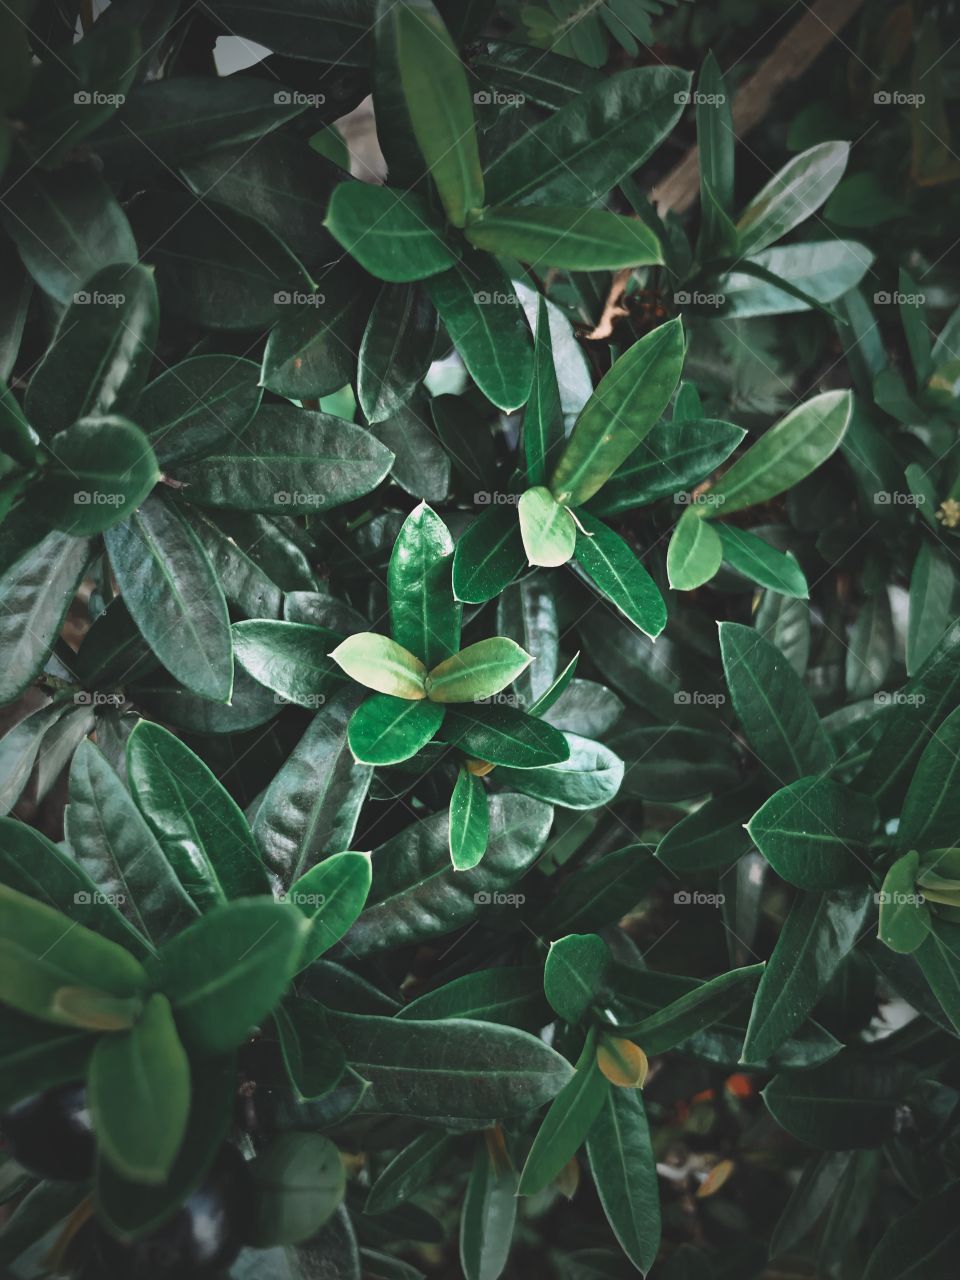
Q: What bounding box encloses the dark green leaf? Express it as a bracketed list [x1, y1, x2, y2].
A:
[585, 1088, 660, 1274]
[366, 1132, 457, 1215]
[105, 495, 233, 703]
[126, 721, 270, 910]
[763, 1055, 910, 1149]
[328, 1010, 573, 1118]
[466, 206, 661, 269]
[233, 620, 345, 708]
[43, 416, 159, 536]
[747, 777, 875, 891]
[359, 284, 437, 424]
[898, 704, 960, 852]
[157, 899, 307, 1055]
[246, 1132, 346, 1246]
[460, 1136, 518, 1280]
[877, 851, 930, 955]
[326, 184, 457, 281]
[25, 263, 158, 437]
[449, 766, 489, 870]
[574, 511, 666, 637]
[275, 997, 346, 1099]
[667, 507, 723, 590]
[349, 695, 445, 765]
[716, 525, 809, 599]
[519, 1029, 608, 1196]
[389, 502, 460, 666]
[523, 295, 564, 487]
[545, 932, 609, 1023]
[138, 355, 263, 468]
[288, 849, 372, 969]
[443, 703, 570, 767]
[498, 733, 624, 810]
[452, 507, 527, 604]
[88, 993, 189, 1185]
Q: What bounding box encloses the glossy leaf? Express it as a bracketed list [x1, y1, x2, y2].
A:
[443, 703, 570, 767]
[137, 355, 263, 468]
[43, 416, 159, 536]
[328, 1010, 572, 1118]
[737, 142, 849, 254]
[453, 506, 527, 604]
[460, 1135, 518, 1280]
[518, 486, 577, 568]
[720, 621, 835, 783]
[157, 899, 307, 1055]
[167, 406, 394, 515]
[358, 284, 437, 424]
[585, 1087, 661, 1274]
[389, 502, 460, 666]
[426, 638, 533, 703]
[275, 997, 346, 1100]
[393, 0, 483, 226]
[105, 495, 233, 703]
[667, 506, 723, 590]
[524, 296, 564, 486]
[450, 766, 490, 870]
[126, 721, 270, 910]
[88, 993, 190, 1185]
[349, 694, 445, 765]
[898, 704, 960, 853]
[706, 390, 852, 514]
[878, 851, 930, 955]
[545, 933, 610, 1023]
[326, 183, 457, 281]
[763, 1055, 910, 1149]
[518, 1030, 609, 1196]
[466, 206, 661, 269]
[426, 249, 534, 412]
[717, 525, 809, 599]
[288, 850, 372, 970]
[25, 264, 158, 437]
[331, 633, 428, 699]
[550, 318, 685, 507]
[574, 511, 666, 637]
[233, 620, 345, 708]
[747, 777, 876, 891]
[497, 733, 624, 810]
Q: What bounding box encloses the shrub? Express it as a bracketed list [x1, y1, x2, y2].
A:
[1, 1, 959, 1277]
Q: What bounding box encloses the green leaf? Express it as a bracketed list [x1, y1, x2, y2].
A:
[366, 394, 452, 502]
[233, 620, 345, 708]
[326, 183, 457, 281]
[88, 994, 190, 1185]
[104, 495, 233, 703]
[426, 638, 532, 703]
[460, 1136, 519, 1280]
[366, 1132, 457, 1215]
[95, 1054, 235, 1239]
[344, 794, 552, 955]
[747, 777, 876, 891]
[157, 899, 307, 1055]
[453, 506, 527, 604]
[0, 882, 148, 1023]
[393, 0, 483, 226]
[126, 721, 270, 910]
[179, 131, 342, 264]
[0, 1010, 93, 1113]
[878, 851, 930, 955]
[397, 967, 549, 1027]
[252, 693, 372, 889]
[545, 933, 610, 1023]
[426, 249, 534, 412]
[667, 506, 723, 590]
[0, 817, 150, 961]
[42, 416, 159, 536]
[898, 704, 960, 852]
[167, 406, 393, 514]
[722, 239, 872, 318]
[518, 486, 577, 568]
[763, 1055, 910, 1149]
[915, 918, 960, 1035]
[534, 845, 659, 938]
[449, 767, 490, 870]
[66, 741, 200, 947]
[907, 542, 954, 676]
[585, 1087, 660, 1274]
[133, 192, 311, 331]
[497, 733, 624, 810]
[696, 53, 735, 259]
[0, 530, 92, 704]
[524, 296, 564, 487]
[586, 418, 745, 517]
[742, 887, 871, 1064]
[719, 621, 835, 782]
[359, 284, 437, 425]
[484, 66, 689, 207]
[275, 997, 346, 1100]
[261, 262, 375, 401]
[518, 1029, 608, 1197]
[845, 590, 893, 699]
[137, 355, 263, 468]
[389, 502, 460, 666]
[706, 390, 852, 513]
[616, 965, 764, 1053]
[550, 318, 685, 507]
[331, 633, 428, 699]
[466, 206, 661, 269]
[246, 1132, 345, 1246]
[0, 166, 136, 305]
[443, 703, 570, 767]
[287, 850, 372, 970]
[862, 1180, 960, 1280]
[25, 264, 158, 437]
[737, 141, 849, 254]
[349, 695, 445, 765]
[574, 511, 666, 637]
[716, 525, 809, 598]
[328, 1011, 572, 1118]
[496, 579, 559, 709]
